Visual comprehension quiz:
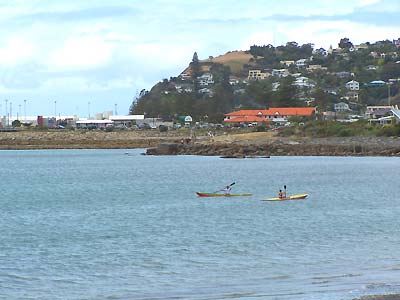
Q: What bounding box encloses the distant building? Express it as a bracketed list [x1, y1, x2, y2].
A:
[197, 73, 214, 86]
[175, 83, 193, 93]
[336, 71, 352, 79]
[368, 80, 386, 86]
[293, 77, 316, 88]
[296, 59, 307, 68]
[334, 102, 351, 112]
[365, 105, 398, 119]
[345, 80, 360, 91]
[224, 107, 316, 125]
[271, 69, 289, 78]
[306, 65, 328, 72]
[280, 60, 295, 67]
[272, 82, 280, 91]
[248, 69, 270, 80]
[229, 76, 241, 85]
[346, 91, 359, 102]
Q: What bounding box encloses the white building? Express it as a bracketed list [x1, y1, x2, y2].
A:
[271, 69, 289, 78]
[293, 77, 316, 88]
[197, 73, 214, 86]
[345, 80, 360, 91]
[296, 59, 308, 68]
[334, 102, 351, 112]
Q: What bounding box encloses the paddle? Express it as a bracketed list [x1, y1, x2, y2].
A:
[284, 185, 287, 197]
[214, 182, 235, 193]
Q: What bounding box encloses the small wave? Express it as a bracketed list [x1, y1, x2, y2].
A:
[312, 273, 361, 280]
[311, 280, 331, 284]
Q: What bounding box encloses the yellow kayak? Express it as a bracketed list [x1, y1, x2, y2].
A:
[261, 194, 308, 201]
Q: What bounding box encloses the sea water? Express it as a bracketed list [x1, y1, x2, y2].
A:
[0, 149, 400, 300]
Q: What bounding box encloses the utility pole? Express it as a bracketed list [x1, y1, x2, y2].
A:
[5, 99, 8, 127]
[88, 101, 91, 119]
[10, 102, 12, 126]
[388, 83, 391, 106]
[24, 99, 27, 122]
[54, 100, 57, 118]
[18, 104, 21, 120]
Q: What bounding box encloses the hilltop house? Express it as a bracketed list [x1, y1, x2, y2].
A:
[224, 107, 316, 126]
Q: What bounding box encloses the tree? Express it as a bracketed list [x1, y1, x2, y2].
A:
[276, 76, 298, 106]
[12, 120, 21, 127]
[339, 38, 353, 49]
[312, 88, 330, 112]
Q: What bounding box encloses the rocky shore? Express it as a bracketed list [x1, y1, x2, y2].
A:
[146, 134, 400, 157]
[1, 130, 400, 157]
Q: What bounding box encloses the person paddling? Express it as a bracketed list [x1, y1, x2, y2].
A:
[215, 182, 235, 195]
[222, 185, 232, 195]
[278, 189, 284, 199]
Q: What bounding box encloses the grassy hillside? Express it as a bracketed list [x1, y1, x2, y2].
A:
[203, 51, 255, 73]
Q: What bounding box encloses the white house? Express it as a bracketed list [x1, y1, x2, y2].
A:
[197, 73, 214, 86]
[293, 77, 316, 88]
[296, 59, 307, 68]
[334, 102, 351, 112]
[345, 80, 360, 91]
[271, 69, 289, 78]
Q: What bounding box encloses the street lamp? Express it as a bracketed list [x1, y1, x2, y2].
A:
[88, 101, 91, 119]
[54, 100, 57, 118]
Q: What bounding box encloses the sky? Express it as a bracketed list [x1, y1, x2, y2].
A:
[0, 0, 399, 117]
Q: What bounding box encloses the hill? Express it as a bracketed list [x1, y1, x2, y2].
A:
[202, 51, 255, 73]
[130, 38, 400, 122]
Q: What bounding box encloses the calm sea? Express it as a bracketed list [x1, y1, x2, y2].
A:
[1, 149, 400, 300]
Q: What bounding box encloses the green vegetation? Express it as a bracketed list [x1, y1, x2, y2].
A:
[130, 38, 400, 123]
[278, 120, 400, 137]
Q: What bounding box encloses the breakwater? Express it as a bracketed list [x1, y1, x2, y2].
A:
[146, 136, 400, 157]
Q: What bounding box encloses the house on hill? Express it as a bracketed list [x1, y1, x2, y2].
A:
[345, 80, 360, 91]
[248, 69, 270, 81]
[197, 73, 214, 86]
[224, 107, 316, 126]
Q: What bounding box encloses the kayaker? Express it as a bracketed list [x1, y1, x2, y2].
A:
[278, 189, 284, 199]
[222, 185, 232, 195]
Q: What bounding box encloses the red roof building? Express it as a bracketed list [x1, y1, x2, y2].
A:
[224, 107, 316, 124]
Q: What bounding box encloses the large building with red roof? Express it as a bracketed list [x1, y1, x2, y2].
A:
[224, 107, 317, 125]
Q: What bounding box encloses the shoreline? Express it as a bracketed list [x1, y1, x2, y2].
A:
[1, 130, 400, 157]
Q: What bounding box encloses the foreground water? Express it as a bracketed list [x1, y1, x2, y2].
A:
[0, 149, 400, 300]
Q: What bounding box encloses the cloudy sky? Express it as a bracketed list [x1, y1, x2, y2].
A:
[0, 0, 399, 117]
